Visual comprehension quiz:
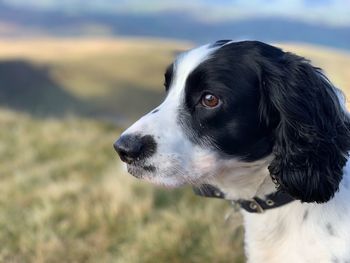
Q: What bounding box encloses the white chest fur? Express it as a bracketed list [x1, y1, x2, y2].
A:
[242, 171, 350, 263]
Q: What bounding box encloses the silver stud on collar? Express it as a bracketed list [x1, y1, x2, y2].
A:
[214, 190, 222, 197]
[266, 199, 275, 206]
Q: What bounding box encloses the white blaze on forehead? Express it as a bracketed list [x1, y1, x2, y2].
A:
[148, 44, 219, 137]
[122, 43, 219, 137]
[170, 44, 218, 97]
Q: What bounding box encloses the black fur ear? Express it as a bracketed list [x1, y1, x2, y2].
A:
[259, 49, 350, 203]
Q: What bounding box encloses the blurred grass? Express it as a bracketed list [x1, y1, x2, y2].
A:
[0, 108, 243, 263]
[0, 38, 350, 263]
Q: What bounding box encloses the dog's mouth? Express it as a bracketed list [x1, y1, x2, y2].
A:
[126, 161, 189, 188]
[126, 162, 156, 179]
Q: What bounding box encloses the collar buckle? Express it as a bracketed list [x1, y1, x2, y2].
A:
[193, 184, 296, 214]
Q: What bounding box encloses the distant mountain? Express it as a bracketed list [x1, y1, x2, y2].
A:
[2, 0, 350, 26]
[0, 2, 349, 50]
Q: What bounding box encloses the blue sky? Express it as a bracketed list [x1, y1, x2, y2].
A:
[3, 0, 350, 26]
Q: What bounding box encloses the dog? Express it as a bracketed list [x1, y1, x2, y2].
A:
[113, 40, 350, 263]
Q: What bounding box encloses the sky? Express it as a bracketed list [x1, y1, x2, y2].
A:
[2, 0, 350, 26]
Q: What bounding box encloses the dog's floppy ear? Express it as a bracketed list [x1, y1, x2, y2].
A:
[259, 49, 350, 203]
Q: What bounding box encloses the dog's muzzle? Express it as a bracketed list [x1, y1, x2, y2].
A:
[113, 134, 157, 164]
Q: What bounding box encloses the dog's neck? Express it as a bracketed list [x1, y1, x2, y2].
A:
[242, 166, 350, 263]
[205, 156, 276, 201]
[211, 159, 350, 263]
[201, 157, 350, 263]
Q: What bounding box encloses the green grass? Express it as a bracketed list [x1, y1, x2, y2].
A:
[1, 37, 350, 262]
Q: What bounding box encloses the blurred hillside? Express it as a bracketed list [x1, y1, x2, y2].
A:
[1, 38, 350, 262]
[0, 38, 349, 124]
[0, 38, 190, 125]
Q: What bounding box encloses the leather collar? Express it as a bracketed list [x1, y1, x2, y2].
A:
[193, 184, 295, 213]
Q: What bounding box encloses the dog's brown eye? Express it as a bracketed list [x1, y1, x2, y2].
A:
[201, 93, 220, 108]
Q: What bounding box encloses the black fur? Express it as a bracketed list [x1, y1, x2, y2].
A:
[180, 41, 350, 203]
[181, 42, 275, 161]
[164, 64, 174, 91]
[254, 42, 350, 203]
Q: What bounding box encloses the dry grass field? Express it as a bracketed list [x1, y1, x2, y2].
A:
[0, 38, 350, 263]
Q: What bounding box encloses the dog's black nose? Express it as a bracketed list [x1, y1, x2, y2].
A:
[113, 134, 156, 164]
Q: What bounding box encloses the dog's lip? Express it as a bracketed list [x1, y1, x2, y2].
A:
[127, 162, 155, 171]
[126, 162, 156, 178]
[126, 163, 188, 188]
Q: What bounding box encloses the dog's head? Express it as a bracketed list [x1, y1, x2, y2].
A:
[114, 40, 350, 203]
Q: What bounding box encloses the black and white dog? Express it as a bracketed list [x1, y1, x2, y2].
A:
[114, 40, 350, 262]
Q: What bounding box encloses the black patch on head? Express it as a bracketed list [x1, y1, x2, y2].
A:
[164, 64, 174, 91]
[326, 223, 335, 236]
[151, 109, 159, 114]
[180, 41, 276, 161]
[177, 40, 350, 203]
